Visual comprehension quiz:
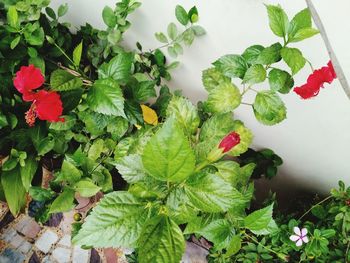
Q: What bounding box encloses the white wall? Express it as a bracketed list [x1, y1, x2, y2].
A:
[50, 0, 350, 192]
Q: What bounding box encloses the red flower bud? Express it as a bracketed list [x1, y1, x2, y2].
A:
[219, 132, 240, 153]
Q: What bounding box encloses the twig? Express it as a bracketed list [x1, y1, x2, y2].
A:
[298, 195, 332, 221]
[305, 0, 350, 100]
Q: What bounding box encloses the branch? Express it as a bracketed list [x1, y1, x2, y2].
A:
[305, 0, 350, 100]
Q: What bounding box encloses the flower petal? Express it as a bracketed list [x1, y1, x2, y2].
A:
[219, 132, 241, 153]
[293, 227, 301, 236]
[13, 65, 44, 94]
[296, 239, 303, 247]
[34, 90, 64, 123]
[301, 228, 308, 236]
[301, 236, 309, 243]
[289, 235, 300, 242]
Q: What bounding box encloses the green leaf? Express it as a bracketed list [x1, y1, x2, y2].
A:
[185, 171, 234, 212]
[226, 235, 242, 256]
[0, 113, 9, 129]
[167, 46, 177, 58]
[49, 188, 75, 214]
[49, 115, 76, 131]
[288, 8, 312, 40]
[7, 6, 19, 29]
[205, 82, 241, 113]
[142, 117, 195, 182]
[242, 45, 264, 65]
[29, 187, 55, 202]
[58, 3, 68, 17]
[289, 27, 319, 43]
[20, 156, 38, 191]
[1, 167, 26, 216]
[60, 89, 83, 112]
[73, 192, 148, 247]
[98, 52, 133, 83]
[137, 216, 185, 263]
[253, 91, 287, 125]
[29, 56, 45, 75]
[256, 43, 282, 65]
[229, 121, 253, 157]
[88, 139, 105, 161]
[50, 69, 83, 91]
[281, 47, 306, 75]
[102, 6, 116, 27]
[114, 154, 146, 183]
[132, 81, 157, 102]
[175, 5, 189, 26]
[74, 179, 101, 198]
[155, 32, 168, 43]
[213, 55, 248, 79]
[107, 117, 129, 140]
[188, 6, 199, 23]
[37, 137, 55, 156]
[87, 78, 125, 117]
[265, 4, 289, 37]
[10, 36, 21, 49]
[167, 23, 177, 40]
[173, 43, 183, 55]
[244, 204, 278, 235]
[73, 41, 83, 66]
[202, 68, 231, 92]
[268, 68, 294, 94]
[192, 25, 206, 36]
[45, 7, 56, 20]
[59, 160, 82, 183]
[2, 158, 18, 172]
[243, 64, 266, 84]
[166, 96, 200, 136]
[197, 219, 234, 250]
[182, 28, 195, 46]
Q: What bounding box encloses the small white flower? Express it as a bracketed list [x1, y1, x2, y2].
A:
[290, 227, 309, 247]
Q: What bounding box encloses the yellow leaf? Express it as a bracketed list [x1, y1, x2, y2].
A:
[141, 104, 158, 126]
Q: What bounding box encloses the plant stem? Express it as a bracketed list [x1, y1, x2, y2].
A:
[244, 233, 281, 258]
[241, 102, 253, 106]
[298, 195, 332, 221]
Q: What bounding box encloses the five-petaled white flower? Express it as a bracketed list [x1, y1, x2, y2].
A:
[290, 227, 309, 247]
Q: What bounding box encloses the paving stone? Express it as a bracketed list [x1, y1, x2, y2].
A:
[34, 229, 59, 254]
[9, 233, 25, 248]
[45, 212, 63, 227]
[90, 249, 101, 263]
[19, 219, 41, 239]
[104, 248, 117, 263]
[52, 247, 71, 263]
[73, 246, 90, 263]
[0, 248, 25, 263]
[58, 234, 71, 247]
[42, 256, 54, 263]
[1, 227, 16, 242]
[0, 201, 9, 221]
[14, 215, 32, 232]
[29, 252, 41, 263]
[18, 240, 32, 254]
[0, 212, 14, 230]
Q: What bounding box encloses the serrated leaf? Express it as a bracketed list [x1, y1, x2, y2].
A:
[256, 43, 282, 65]
[155, 32, 168, 43]
[49, 115, 76, 131]
[185, 171, 234, 212]
[87, 78, 125, 116]
[114, 154, 146, 183]
[202, 68, 231, 92]
[49, 188, 75, 214]
[242, 45, 264, 65]
[73, 191, 148, 247]
[29, 187, 55, 202]
[289, 27, 319, 42]
[74, 179, 101, 198]
[59, 160, 82, 183]
[253, 91, 286, 125]
[102, 6, 116, 27]
[198, 219, 234, 250]
[244, 204, 278, 235]
[166, 96, 200, 136]
[50, 69, 83, 91]
[281, 47, 306, 75]
[142, 117, 195, 182]
[213, 55, 248, 79]
[243, 64, 266, 84]
[288, 8, 312, 40]
[20, 156, 38, 191]
[175, 5, 189, 26]
[98, 52, 133, 83]
[205, 82, 241, 113]
[229, 120, 253, 157]
[73, 41, 83, 66]
[167, 23, 177, 40]
[268, 68, 294, 93]
[265, 4, 289, 37]
[1, 167, 26, 216]
[137, 216, 185, 263]
[226, 235, 241, 256]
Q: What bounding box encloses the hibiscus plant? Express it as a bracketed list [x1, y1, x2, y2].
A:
[0, 1, 340, 263]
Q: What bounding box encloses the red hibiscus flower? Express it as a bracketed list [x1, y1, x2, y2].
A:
[25, 90, 64, 126]
[219, 132, 240, 153]
[13, 65, 45, 100]
[294, 61, 337, 99]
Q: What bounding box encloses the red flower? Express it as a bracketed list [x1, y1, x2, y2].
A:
[294, 61, 337, 99]
[25, 90, 64, 126]
[219, 132, 240, 153]
[13, 65, 45, 99]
